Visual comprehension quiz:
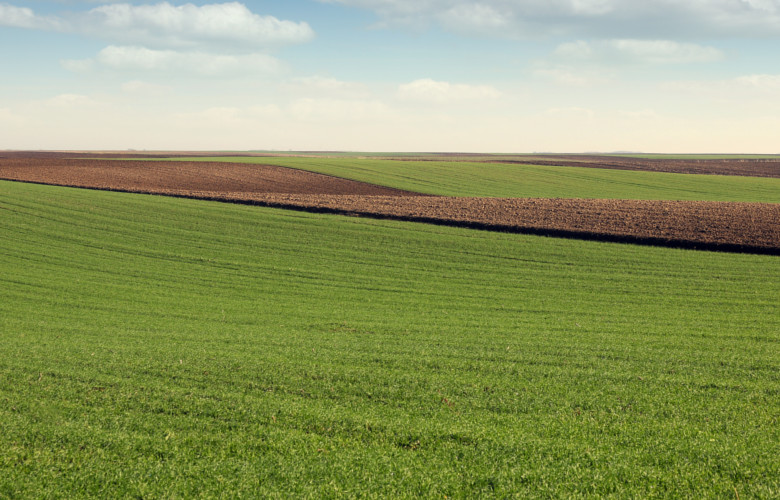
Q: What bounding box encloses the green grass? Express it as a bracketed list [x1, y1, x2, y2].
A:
[1, 180, 778, 497]
[160, 156, 780, 202]
[199, 152, 780, 160]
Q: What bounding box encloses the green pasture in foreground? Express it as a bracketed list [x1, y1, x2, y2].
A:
[163, 156, 780, 202]
[1, 180, 779, 498]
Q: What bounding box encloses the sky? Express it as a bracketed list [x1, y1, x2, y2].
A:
[1, 0, 780, 152]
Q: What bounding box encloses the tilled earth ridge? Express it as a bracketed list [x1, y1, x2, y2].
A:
[490, 155, 780, 178]
[0, 158, 422, 197]
[216, 194, 780, 253]
[2, 151, 778, 178]
[1, 156, 777, 253]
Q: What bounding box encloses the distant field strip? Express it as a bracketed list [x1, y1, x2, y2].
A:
[166, 156, 780, 202]
[232, 195, 780, 254]
[3, 157, 776, 252]
[621, 154, 780, 160]
[1, 181, 778, 497]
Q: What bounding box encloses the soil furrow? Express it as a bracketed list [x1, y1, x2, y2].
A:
[1, 154, 777, 254]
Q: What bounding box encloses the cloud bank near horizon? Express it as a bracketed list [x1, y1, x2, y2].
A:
[0, 2, 314, 49]
[318, 0, 780, 39]
[2, 0, 779, 152]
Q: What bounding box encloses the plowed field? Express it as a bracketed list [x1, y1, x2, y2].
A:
[244, 194, 779, 254]
[0, 156, 418, 196]
[492, 155, 780, 178]
[1, 154, 777, 254]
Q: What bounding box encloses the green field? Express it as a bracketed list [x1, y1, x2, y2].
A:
[214, 152, 780, 160]
[163, 156, 780, 202]
[1, 180, 778, 497]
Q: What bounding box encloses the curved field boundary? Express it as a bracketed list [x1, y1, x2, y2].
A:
[490, 155, 780, 178]
[4, 151, 777, 178]
[159, 156, 780, 202]
[180, 194, 780, 256]
[0, 157, 423, 197]
[4, 181, 774, 254]
[1, 155, 777, 254]
[3, 180, 778, 498]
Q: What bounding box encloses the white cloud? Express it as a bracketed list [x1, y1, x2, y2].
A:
[63, 46, 283, 76]
[545, 106, 595, 118]
[438, 3, 511, 35]
[289, 98, 394, 122]
[570, 0, 615, 16]
[121, 80, 171, 95]
[734, 74, 780, 89]
[397, 78, 501, 103]
[0, 107, 31, 146]
[618, 109, 661, 119]
[5, 92, 780, 152]
[663, 74, 780, 94]
[318, 0, 780, 38]
[46, 94, 98, 108]
[1, 2, 314, 49]
[178, 105, 282, 123]
[60, 58, 95, 73]
[285, 76, 370, 98]
[660, 74, 780, 114]
[0, 4, 40, 28]
[555, 39, 724, 64]
[554, 40, 594, 59]
[82, 2, 314, 48]
[532, 66, 610, 86]
[176, 106, 253, 128]
[247, 104, 284, 117]
[613, 40, 723, 64]
[0, 107, 23, 125]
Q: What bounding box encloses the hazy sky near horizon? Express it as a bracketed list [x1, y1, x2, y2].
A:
[2, 0, 780, 152]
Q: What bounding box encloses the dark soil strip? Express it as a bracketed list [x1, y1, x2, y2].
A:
[0, 157, 423, 197]
[217, 194, 780, 256]
[1, 155, 777, 254]
[489, 155, 780, 178]
[4, 151, 777, 177]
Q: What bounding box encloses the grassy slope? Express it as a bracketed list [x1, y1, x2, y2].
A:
[164, 156, 780, 202]
[1, 180, 778, 497]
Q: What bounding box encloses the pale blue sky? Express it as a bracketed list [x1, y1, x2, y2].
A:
[2, 0, 780, 152]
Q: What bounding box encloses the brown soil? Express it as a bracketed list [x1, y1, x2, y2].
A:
[489, 155, 780, 178]
[241, 194, 779, 254]
[4, 150, 777, 177]
[0, 156, 420, 196]
[1, 154, 777, 254]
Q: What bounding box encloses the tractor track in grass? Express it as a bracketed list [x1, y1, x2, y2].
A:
[1, 153, 778, 254]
